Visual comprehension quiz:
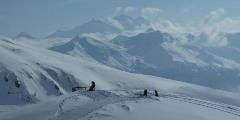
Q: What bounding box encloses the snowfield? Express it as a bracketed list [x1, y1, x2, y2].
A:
[1, 37, 240, 120]
[0, 90, 240, 120]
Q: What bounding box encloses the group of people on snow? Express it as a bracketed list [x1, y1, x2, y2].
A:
[143, 89, 159, 97]
[73, 81, 159, 97]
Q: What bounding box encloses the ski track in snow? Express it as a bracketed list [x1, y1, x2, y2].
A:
[48, 90, 240, 120]
[160, 92, 240, 117]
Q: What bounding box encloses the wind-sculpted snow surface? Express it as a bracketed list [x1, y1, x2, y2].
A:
[0, 90, 240, 120]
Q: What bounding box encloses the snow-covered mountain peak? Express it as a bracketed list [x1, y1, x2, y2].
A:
[14, 32, 35, 40]
[113, 30, 172, 46]
[145, 28, 155, 33]
[46, 19, 120, 38]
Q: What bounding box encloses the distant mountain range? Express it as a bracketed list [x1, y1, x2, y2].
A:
[8, 14, 240, 93]
[49, 30, 240, 92]
[46, 15, 149, 38]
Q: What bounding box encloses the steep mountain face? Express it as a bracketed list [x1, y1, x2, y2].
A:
[226, 33, 240, 49]
[1, 37, 135, 105]
[50, 36, 134, 70]
[113, 31, 172, 61]
[201, 33, 240, 64]
[0, 39, 81, 105]
[46, 19, 120, 38]
[111, 31, 240, 91]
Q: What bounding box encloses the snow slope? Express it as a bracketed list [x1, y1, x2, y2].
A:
[111, 30, 240, 91]
[50, 36, 134, 70]
[0, 90, 239, 120]
[1, 35, 240, 120]
[1, 37, 240, 106]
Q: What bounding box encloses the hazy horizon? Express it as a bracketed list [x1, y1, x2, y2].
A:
[1, 0, 240, 37]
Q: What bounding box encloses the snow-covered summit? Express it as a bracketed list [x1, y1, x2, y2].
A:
[46, 19, 120, 38]
[14, 32, 35, 40]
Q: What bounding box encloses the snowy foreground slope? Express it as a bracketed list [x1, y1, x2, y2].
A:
[1, 38, 240, 119]
[0, 90, 240, 120]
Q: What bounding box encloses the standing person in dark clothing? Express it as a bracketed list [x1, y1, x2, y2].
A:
[154, 90, 159, 97]
[89, 81, 96, 91]
[92, 81, 95, 91]
[143, 89, 148, 96]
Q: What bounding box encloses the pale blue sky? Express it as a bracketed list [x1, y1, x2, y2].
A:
[0, 0, 239, 37]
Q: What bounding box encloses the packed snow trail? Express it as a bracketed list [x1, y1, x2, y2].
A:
[159, 92, 240, 116]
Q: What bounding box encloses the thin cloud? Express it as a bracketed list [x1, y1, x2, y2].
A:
[203, 8, 225, 25]
[113, 6, 139, 17]
[141, 8, 161, 21]
[111, 7, 240, 47]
